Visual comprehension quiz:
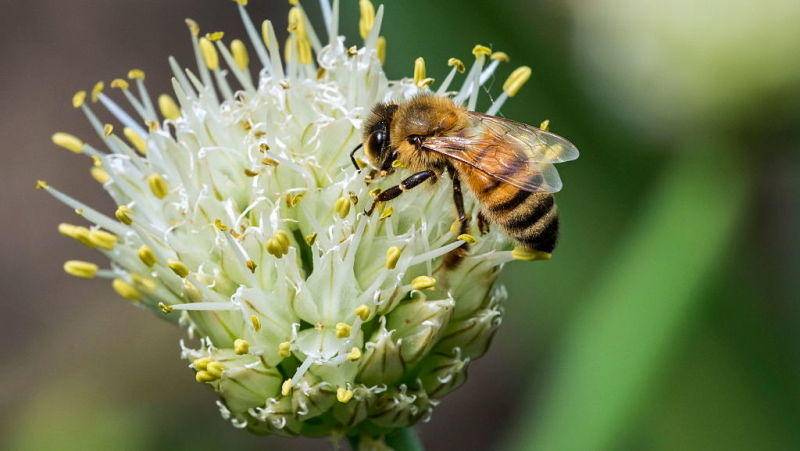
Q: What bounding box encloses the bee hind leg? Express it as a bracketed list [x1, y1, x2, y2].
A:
[444, 167, 470, 268]
[365, 170, 437, 215]
[477, 211, 490, 235]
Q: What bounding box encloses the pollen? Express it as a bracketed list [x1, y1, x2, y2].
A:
[413, 57, 427, 87]
[511, 246, 552, 261]
[385, 246, 402, 269]
[88, 229, 118, 250]
[336, 387, 354, 403]
[359, 0, 376, 39]
[379, 205, 394, 220]
[72, 90, 87, 108]
[278, 341, 292, 358]
[138, 245, 156, 267]
[193, 357, 211, 370]
[503, 66, 532, 97]
[127, 69, 145, 80]
[205, 31, 225, 41]
[168, 259, 190, 278]
[448, 57, 465, 73]
[51, 132, 84, 154]
[231, 39, 249, 69]
[334, 196, 351, 218]
[304, 233, 317, 246]
[195, 371, 216, 383]
[232, 0, 248, 5]
[354, 304, 371, 321]
[411, 275, 436, 291]
[472, 44, 492, 58]
[91, 81, 104, 103]
[491, 51, 510, 62]
[206, 361, 225, 378]
[539, 119, 550, 131]
[147, 173, 169, 199]
[115, 205, 133, 225]
[123, 127, 147, 155]
[246, 259, 257, 273]
[112, 278, 141, 301]
[103, 123, 114, 137]
[110, 78, 129, 90]
[158, 94, 181, 120]
[158, 302, 173, 314]
[35, 180, 48, 190]
[59, 223, 93, 247]
[199, 37, 220, 70]
[90, 167, 110, 184]
[458, 233, 477, 244]
[281, 379, 293, 396]
[335, 322, 352, 338]
[63, 260, 99, 279]
[233, 339, 250, 355]
[346, 347, 362, 361]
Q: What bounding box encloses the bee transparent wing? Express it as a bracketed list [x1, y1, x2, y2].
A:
[422, 113, 578, 193]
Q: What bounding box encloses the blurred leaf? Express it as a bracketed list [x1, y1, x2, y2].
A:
[505, 142, 749, 451]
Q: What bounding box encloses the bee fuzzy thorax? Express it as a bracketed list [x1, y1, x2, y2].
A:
[42, 0, 576, 443]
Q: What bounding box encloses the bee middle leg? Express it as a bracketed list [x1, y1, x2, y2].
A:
[448, 167, 469, 234]
[477, 211, 490, 235]
[365, 170, 437, 215]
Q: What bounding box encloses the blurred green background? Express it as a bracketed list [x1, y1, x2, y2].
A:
[2, 1, 799, 450]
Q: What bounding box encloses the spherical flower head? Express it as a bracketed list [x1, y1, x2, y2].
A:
[43, 0, 543, 443]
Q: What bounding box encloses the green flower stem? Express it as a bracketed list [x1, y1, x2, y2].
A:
[348, 428, 424, 451]
[506, 142, 749, 451]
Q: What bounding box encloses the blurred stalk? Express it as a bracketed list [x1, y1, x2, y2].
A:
[348, 428, 423, 451]
[506, 141, 749, 451]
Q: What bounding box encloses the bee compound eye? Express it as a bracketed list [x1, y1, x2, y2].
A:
[408, 135, 423, 147]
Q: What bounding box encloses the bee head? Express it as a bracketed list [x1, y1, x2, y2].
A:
[362, 102, 398, 171]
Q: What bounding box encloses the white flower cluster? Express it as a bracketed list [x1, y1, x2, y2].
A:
[43, 0, 539, 441]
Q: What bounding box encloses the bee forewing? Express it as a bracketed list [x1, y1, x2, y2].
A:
[474, 112, 580, 163]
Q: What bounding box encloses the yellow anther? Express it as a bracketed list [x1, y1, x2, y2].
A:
[205, 31, 224, 41]
[472, 44, 492, 58]
[234, 338, 250, 355]
[281, 379, 293, 396]
[266, 237, 284, 258]
[458, 233, 477, 244]
[411, 275, 436, 291]
[193, 357, 211, 370]
[158, 302, 173, 314]
[337, 387, 354, 403]
[182, 279, 202, 301]
[103, 123, 114, 137]
[334, 196, 351, 218]
[231, 39, 249, 70]
[297, 36, 313, 65]
[250, 315, 262, 331]
[90, 166, 110, 184]
[72, 90, 87, 108]
[91, 81, 104, 103]
[359, 0, 376, 39]
[287, 7, 305, 35]
[51, 132, 84, 154]
[138, 245, 156, 267]
[185, 18, 200, 37]
[206, 361, 225, 378]
[123, 127, 147, 155]
[385, 246, 402, 269]
[491, 51, 510, 62]
[127, 69, 145, 80]
[261, 20, 271, 48]
[158, 94, 181, 120]
[335, 322, 352, 338]
[195, 371, 215, 383]
[413, 57, 426, 87]
[58, 223, 93, 246]
[110, 78, 129, 90]
[511, 247, 552, 261]
[199, 38, 219, 70]
[232, 0, 248, 5]
[391, 160, 405, 169]
[503, 66, 532, 97]
[213, 219, 228, 231]
[35, 180, 48, 190]
[167, 259, 190, 278]
[369, 187, 381, 198]
[354, 304, 371, 321]
[285, 192, 304, 207]
[288, 0, 299, 5]
[278, 341, 292, 358]
[88, 229, 118, 250]
[305, 233, 317, 246]
[275, 230, 290, 249]
[244, 168, 260, 177]
[376, 36, 386, 64]
[346, 347, 362, 361]
[539, 119, 550, 132]
[147, 173, 169, 199]
[246, 259, 257, 273]
[131, 273, 156, 294]
[262, 157, 279, 167]
[448, 57, 465, 73]
[115, 205, 133, 225]
[379, 205, 394, 220]
[63, 260, 98, 279]
[112, 278, 141, 301]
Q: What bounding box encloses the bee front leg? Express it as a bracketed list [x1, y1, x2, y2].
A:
[365, 170, 437, 216]
[448, 167, 469, 234]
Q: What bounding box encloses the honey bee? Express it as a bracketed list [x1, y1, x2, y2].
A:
[351, 95, 579, 265]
